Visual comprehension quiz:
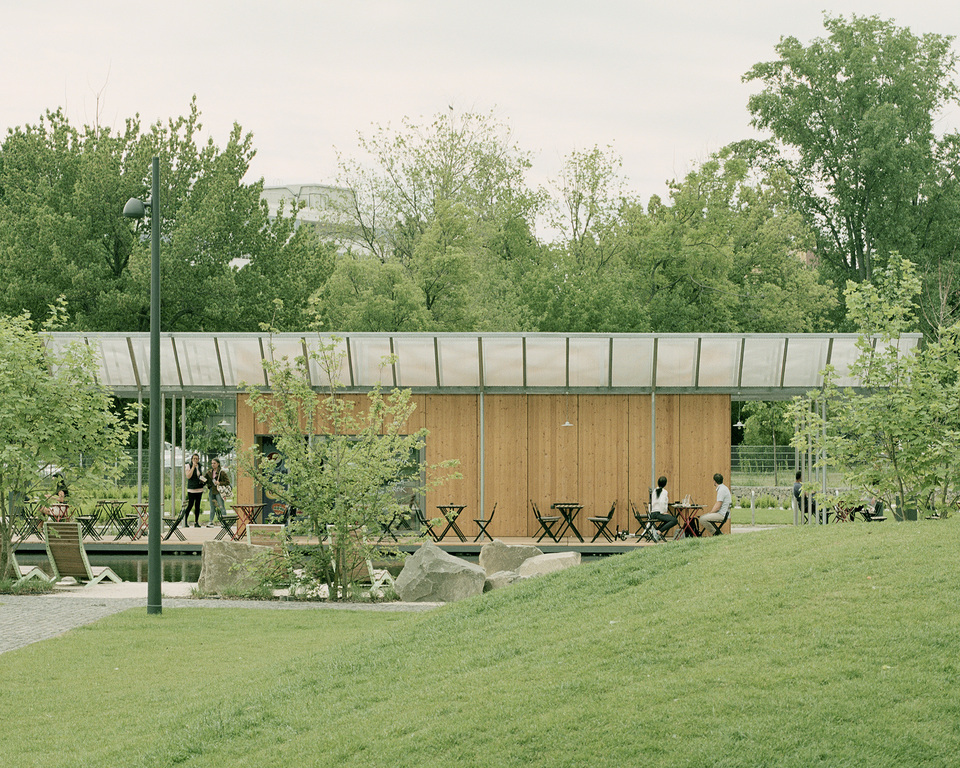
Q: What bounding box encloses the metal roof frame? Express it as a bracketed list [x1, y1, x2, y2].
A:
[45, 331, 923, 400]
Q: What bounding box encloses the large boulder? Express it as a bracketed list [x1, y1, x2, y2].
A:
[198, 540, 273, 594]
[478, 539, 543, 575]
[484, 570, 523, 592]
[516, 551, 582, 578]
[394, 540, 486, 603]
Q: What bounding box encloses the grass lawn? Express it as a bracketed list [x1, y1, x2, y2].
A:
[2, 521, 958, 767]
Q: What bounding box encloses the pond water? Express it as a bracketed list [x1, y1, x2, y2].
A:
[15, 553, 201, 583]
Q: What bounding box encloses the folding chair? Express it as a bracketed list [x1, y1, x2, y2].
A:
[473, 502, 497, 542]
[631, 501, 660, 543]
[531, 501, 561, 543]
[114, 515, 139, 540]
[163, 501, 189, 541]
[15, 502, 46, 541]
[701, 509, 730, 536]
[412, 501, 442, 542]
[587, 501, 616, 543]
[214, 506, 240, 540]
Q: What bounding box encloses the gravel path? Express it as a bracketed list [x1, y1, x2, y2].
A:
[0, 583, 439, 655]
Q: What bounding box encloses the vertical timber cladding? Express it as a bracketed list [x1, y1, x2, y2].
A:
[482, 395, 528, 539]
[236, 394, 255, 504]
[526, 395, 579, 536]
[423, 394, 480, 530]
[237, 391, 731, 538]
[678, 394, 732, 532]
[626, 395, 653, 517]
[577, 394, 630, 536]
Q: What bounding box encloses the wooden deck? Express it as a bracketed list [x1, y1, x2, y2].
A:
[13, 525, 668, 557]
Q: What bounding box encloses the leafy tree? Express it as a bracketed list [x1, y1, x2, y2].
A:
[744, 14, 960, 293]
[330, 109, 540, 330]
[0, 98, 310, 333]
[789, 256, 960, 516]
[239, 338, 458, 600]
[0, 307, 133, 581]
[317, 255, 430, 332]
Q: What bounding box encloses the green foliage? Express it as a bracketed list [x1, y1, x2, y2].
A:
[790, 256, 960, 515]
[239, 334, 458, 599]
[0, 98, 315, 333]
[0, 308, 133, 580]
[744, 13, 960, 328]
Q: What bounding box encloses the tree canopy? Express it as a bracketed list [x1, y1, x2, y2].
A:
[744, 13, 960, 330]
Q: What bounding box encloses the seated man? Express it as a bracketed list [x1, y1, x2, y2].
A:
[699, 472, 731, 534]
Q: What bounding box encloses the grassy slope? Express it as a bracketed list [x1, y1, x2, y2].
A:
[2, 522, 958, 768]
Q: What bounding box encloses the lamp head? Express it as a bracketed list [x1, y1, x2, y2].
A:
[123, 197, 147, 220]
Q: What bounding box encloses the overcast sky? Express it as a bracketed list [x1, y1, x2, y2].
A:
[4, 1, 960, 203]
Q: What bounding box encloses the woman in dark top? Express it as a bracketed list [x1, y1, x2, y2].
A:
[184, 454, 207, 527]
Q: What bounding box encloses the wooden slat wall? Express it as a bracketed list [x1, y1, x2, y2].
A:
[627, 395, 653, 523]
[238, 392, 731, 537]
[482, 395, 527, 540]
[578, 395, 630, 537]
[424, 395, 479, 523]
[527, 395, 579, 535]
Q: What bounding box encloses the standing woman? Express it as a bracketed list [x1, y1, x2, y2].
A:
[206, 458, 230, 526]
[184, 454, 207, 527]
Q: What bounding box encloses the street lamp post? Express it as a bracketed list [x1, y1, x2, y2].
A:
[123, 156, 162, 614]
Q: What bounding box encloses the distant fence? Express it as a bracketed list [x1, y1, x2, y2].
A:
[731, 445, 797, 486]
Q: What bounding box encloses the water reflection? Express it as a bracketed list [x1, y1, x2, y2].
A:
[15, 554, 201, 583]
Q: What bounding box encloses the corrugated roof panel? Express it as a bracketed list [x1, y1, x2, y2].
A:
[610, 337, 654, 388]
[437, 337, 481, 387]
[482, 337, 524, 387]
[569, 337, 609, 387]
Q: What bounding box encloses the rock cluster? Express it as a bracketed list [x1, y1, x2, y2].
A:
[394, 539, 582, 603]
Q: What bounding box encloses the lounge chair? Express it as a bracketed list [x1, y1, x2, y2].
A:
[43, 521, 123, 587]
[9, 551, 53, 585]
[327, 524, 396, 598]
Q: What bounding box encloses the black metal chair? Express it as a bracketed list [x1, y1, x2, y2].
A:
[631, 501, 659, 543]
[587, 501, 616, 543]
[412, 501, 442, 542]
[473, 503, 497, 542]
[702, 509, 730, 536]
[163, 501, 189, 541]
[213, 505, 239, 540]
[531, 500, 560, 543]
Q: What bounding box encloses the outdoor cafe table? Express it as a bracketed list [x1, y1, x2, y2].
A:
[552, 502, 584, 542]
[47, 502, 71, 521]
[94, 499, 127, 537]
[131, 502, 149, 539]
[232, 503, 266, 540]
[436, 504, 467, 542]
[670, 502, 704, 538]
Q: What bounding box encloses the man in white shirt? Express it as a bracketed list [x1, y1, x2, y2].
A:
[699, 473, 731, 535]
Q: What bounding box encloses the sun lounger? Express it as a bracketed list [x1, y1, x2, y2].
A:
[43, 521, 123, 587]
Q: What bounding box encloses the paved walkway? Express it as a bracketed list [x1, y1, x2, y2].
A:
[0, 582, 439, 656]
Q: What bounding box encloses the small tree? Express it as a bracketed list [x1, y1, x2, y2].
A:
[789, 257, 960, 516]
[0, 308, 133, 581]
[239, 335, 457, 599]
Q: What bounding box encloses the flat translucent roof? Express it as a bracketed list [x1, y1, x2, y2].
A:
[46, 332, 922, 399]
